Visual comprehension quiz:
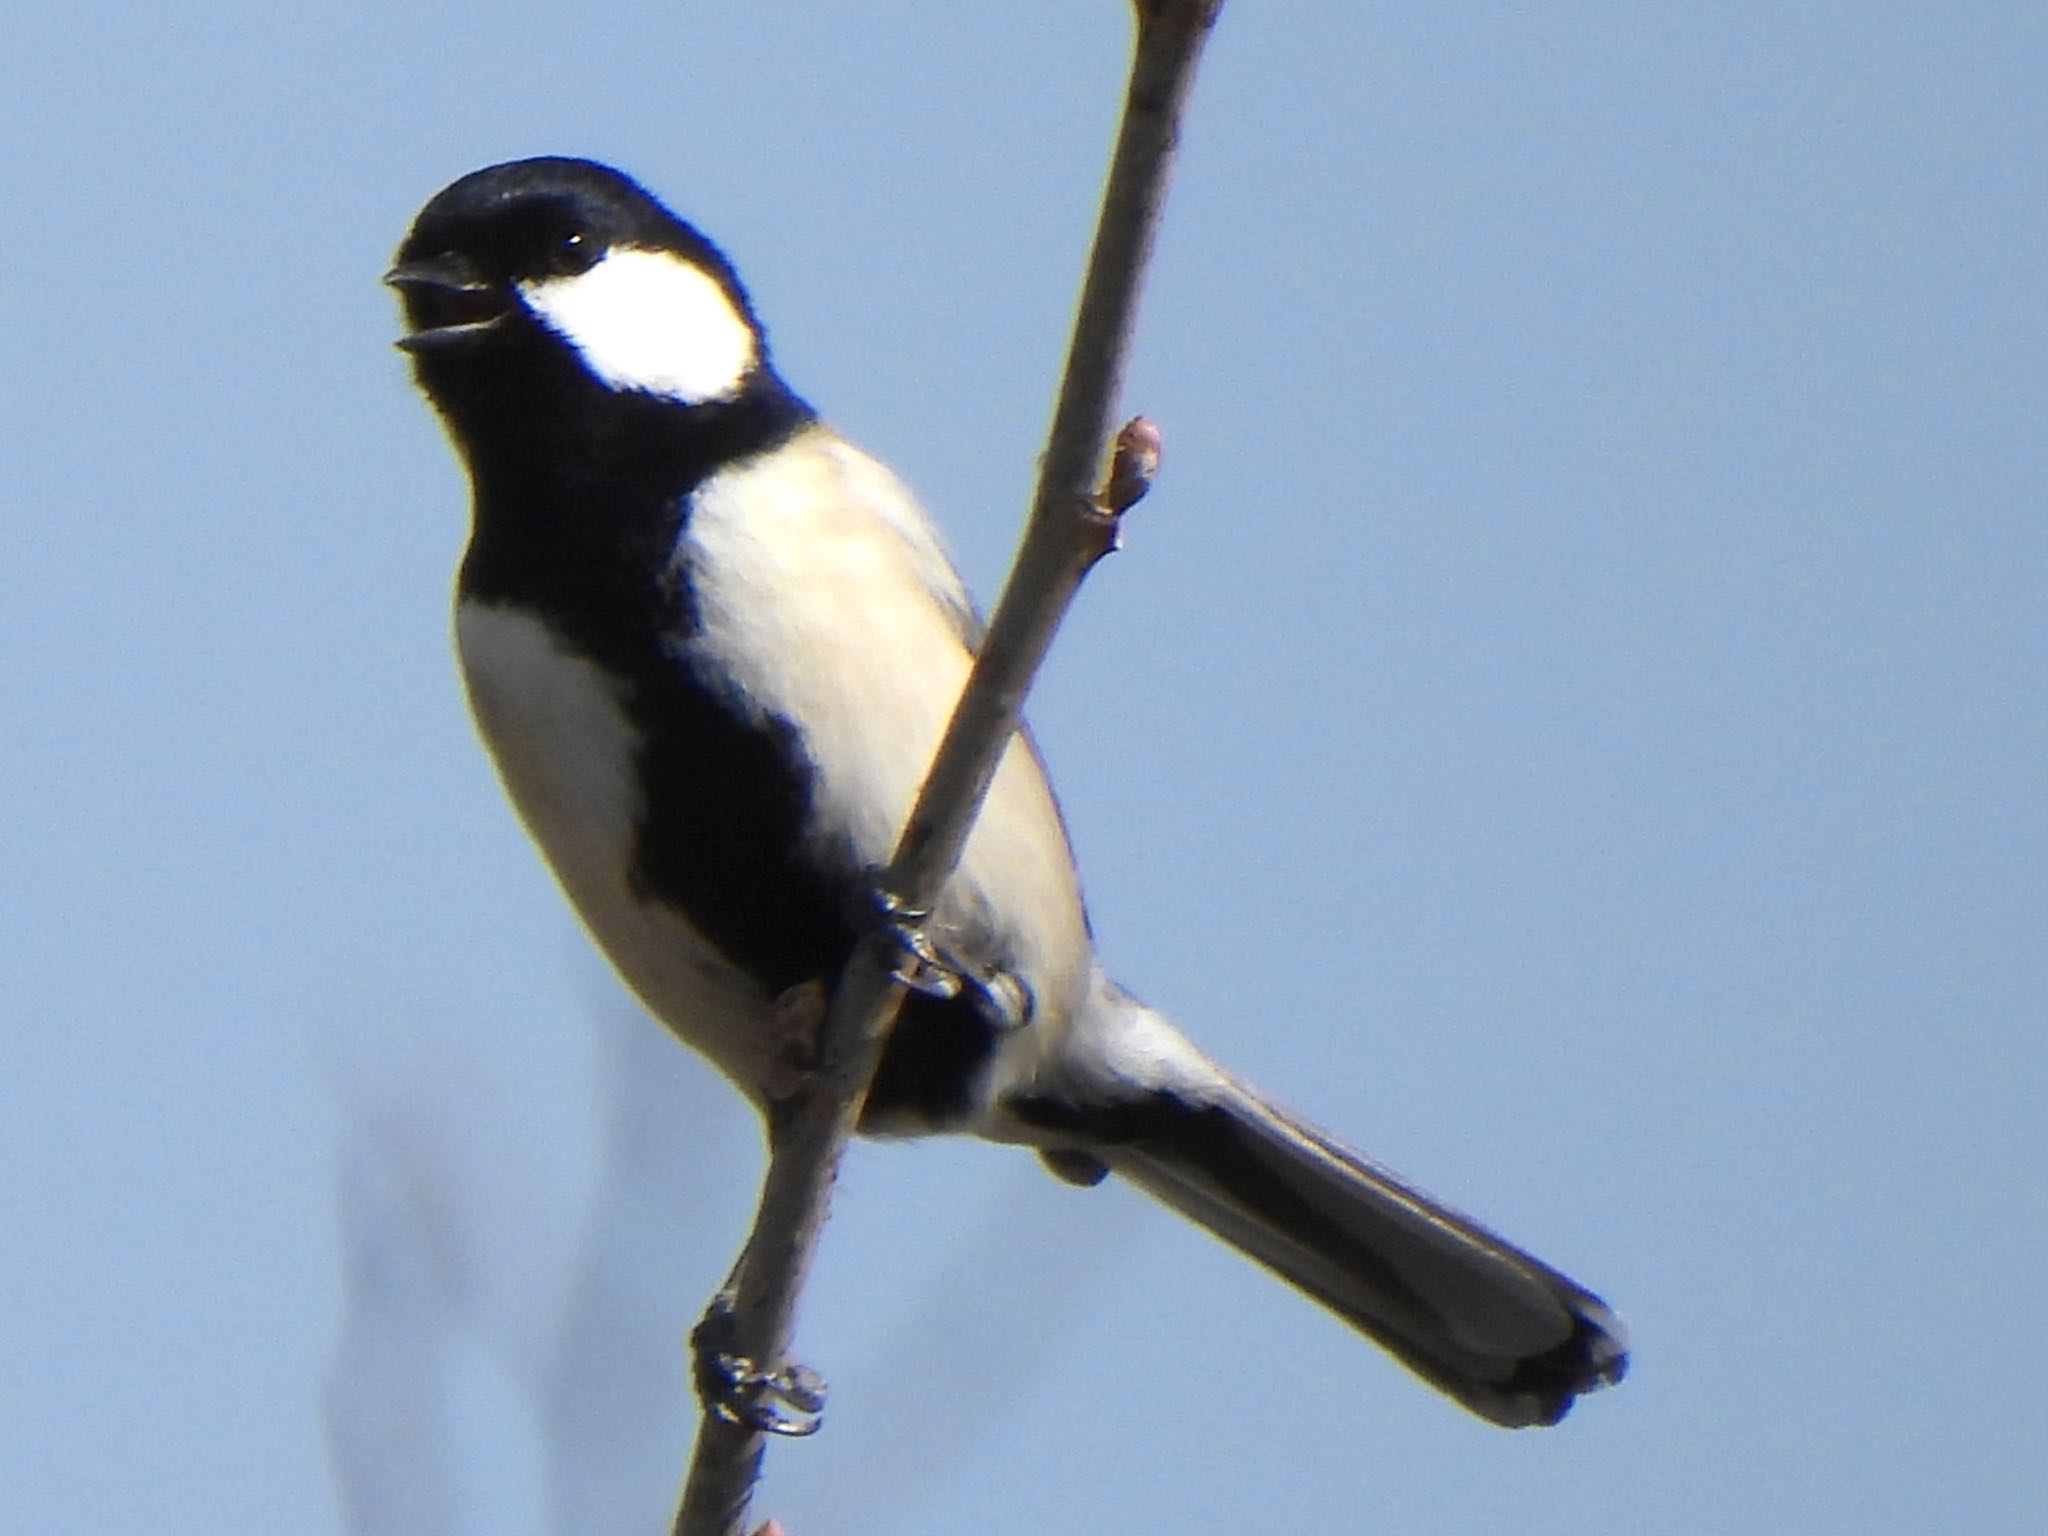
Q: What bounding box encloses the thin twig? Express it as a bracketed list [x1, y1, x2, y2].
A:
[672, 6, 1223, 1533]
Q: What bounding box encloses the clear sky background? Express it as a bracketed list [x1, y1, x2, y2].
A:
[5, 4, 2043, 1533]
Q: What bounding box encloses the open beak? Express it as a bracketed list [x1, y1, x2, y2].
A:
[385, 254, 510, 350]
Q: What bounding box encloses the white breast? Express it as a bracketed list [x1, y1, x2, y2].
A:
[454, 601, 775, 1094]
[680, 428, 1094, 1032]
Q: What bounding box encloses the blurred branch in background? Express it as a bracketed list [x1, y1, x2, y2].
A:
[322, 986, 742, 1536]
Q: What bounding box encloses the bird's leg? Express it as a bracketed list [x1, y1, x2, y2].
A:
[689, 1289, 828, 1438]
[759, 979, 829, 1103]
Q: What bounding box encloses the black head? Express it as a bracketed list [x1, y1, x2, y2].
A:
[388, 158, 789, 425]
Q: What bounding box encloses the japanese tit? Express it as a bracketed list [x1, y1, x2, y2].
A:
[388, 156, 1626, 1427]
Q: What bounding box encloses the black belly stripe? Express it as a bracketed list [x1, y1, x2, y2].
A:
[861, 991, 1001, 1131]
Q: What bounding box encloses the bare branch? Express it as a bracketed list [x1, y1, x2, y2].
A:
[672, 6, 1224, 1533]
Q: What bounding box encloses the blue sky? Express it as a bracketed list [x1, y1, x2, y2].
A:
[5, 5, 2043, 1533]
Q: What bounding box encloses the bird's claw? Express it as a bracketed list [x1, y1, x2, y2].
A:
[867, 880, 963, 1000]
[866, 875, 1034, 1030]
[705, 1353, 828, 1437]
[970, 968, 1032, 1032]
[691, 1303, 827, 1437]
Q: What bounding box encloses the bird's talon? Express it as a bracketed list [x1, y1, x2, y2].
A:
[769, 1361, 828, 1417]
[705, 1353, 828, 1436]
[972, 969, 1033, 1032]
[868, 878, 963, 999]
[865, 875, 1030, 1026]
[692, 1299, 828, 1437]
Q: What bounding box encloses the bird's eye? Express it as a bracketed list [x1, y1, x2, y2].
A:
[552, 229, 600, 275]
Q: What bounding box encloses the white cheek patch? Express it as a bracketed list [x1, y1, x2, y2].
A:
[520, 247, 758, 404]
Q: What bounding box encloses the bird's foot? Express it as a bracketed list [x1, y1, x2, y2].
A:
[691, 1297, 827, 1438]
[864, 876, 1033, 1030]
[867, 879, 962, 1000]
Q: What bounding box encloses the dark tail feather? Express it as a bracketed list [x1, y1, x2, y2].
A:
[1077, 1078, 1627, 1427]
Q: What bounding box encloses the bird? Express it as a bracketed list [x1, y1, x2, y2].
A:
[387, 155, 1627, 1429]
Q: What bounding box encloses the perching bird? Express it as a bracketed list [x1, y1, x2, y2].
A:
[388, 156, 1627, 1428]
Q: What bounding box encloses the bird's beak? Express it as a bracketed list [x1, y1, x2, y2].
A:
[385, 254, 510, 350]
